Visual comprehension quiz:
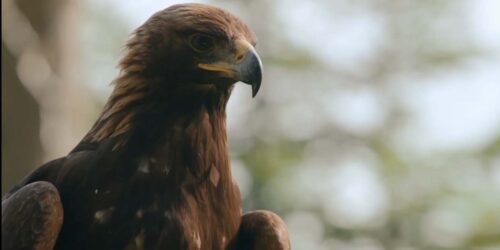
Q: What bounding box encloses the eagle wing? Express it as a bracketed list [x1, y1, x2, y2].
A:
[1, 153, 87, 250]
[2, 181, 63, 250]
[231, 210, 291, 250]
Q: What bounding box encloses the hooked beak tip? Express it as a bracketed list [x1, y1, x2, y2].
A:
[251, 73, 261, 98]
[242, 49, 262, 98]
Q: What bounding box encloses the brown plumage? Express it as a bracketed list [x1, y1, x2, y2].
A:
[2, 3, 290, 250]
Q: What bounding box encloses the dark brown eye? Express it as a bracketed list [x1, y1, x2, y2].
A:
[190, 34, 215, 52]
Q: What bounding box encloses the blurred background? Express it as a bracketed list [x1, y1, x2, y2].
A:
[2, 0, 500, 249]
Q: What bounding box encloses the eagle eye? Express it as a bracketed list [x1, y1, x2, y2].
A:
[190, 34, 215, 53]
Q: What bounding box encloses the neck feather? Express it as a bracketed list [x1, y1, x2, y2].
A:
[78, 72, 232, 155]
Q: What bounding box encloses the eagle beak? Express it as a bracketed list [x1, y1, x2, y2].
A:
[235, 46, 262, 97]
[198, 40, 263, 97]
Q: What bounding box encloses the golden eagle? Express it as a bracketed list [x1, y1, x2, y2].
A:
[2, 3, 290, 250]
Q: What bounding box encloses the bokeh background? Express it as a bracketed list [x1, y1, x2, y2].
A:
[2, 0, 500, 249]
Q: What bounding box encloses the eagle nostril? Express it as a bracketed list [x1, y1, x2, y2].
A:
[236, 54, 245, 63]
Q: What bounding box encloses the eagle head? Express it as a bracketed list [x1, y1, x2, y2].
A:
[119, 3, 262, 97]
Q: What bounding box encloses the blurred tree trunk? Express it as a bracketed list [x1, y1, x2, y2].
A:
[1, 42, 42, 195]
[2, 0, 90, 194]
